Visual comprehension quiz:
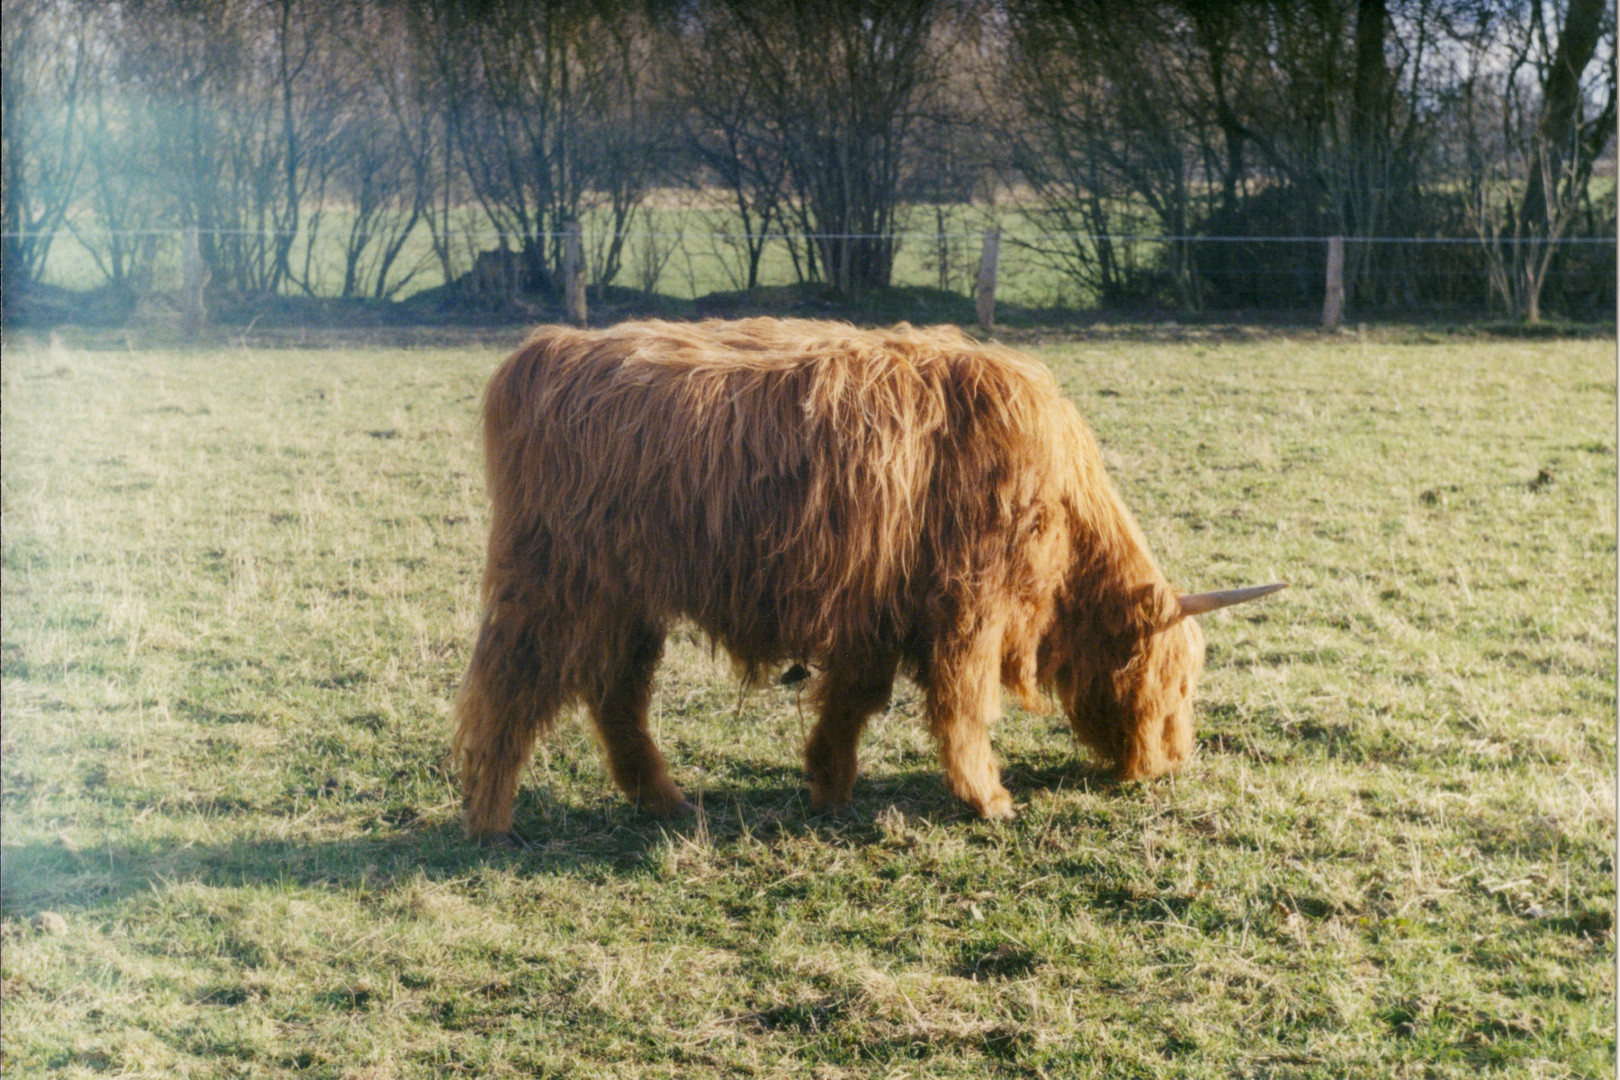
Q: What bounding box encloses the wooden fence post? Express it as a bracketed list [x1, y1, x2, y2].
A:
[181, 226, 209, 337]
[563, 224, 587, 327]
[1322, 234, 1344, 329]
[976, 227, 1000, 331]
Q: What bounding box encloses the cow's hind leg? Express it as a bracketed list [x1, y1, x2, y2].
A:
[587, 623, 690, 818]
[923, 623, 1015, 820]
[804, 653, 897, 813]
[455, 598, 565, 841]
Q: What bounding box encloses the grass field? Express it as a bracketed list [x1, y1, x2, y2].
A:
[40, 204, 1078, 309]
[1, 325, 1614, 1078]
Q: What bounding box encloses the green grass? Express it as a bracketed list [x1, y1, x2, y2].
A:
[38, 203, 1093, 309]
[2, 326, 1613, 1078]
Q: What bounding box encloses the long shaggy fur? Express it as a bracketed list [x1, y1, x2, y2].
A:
[455, 318, 1204, 836]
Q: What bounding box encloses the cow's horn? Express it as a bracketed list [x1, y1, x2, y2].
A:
[1177, 582, 1288, 617]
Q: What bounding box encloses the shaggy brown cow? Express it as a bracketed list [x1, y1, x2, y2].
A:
[455, 318, 1282, 841]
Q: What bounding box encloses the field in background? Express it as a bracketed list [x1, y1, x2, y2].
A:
[38, 200, 1609, 328]
[37, 204, 1084, 309]
[1, 327, 1614, 1078]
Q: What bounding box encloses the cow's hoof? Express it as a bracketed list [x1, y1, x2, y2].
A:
[642, 796, 697, 820]
[977, 792, 1017, 821]
[478, 829, 531, 850]
[811, 799, 853, 820]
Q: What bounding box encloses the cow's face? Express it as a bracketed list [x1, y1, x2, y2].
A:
[1053, 580, 1287, 778]
[1049, 584, 1206, 780]
[1121, 611, 1205, 778]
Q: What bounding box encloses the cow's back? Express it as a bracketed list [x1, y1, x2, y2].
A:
[480, 319, 1084, 668]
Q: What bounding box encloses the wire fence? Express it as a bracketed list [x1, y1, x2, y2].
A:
[16, 225, 1617, 315]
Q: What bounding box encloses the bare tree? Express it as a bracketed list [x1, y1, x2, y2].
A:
[2, 0, 91, 306]
[400, 0, 478, 292]
[266, 0, 347, 296]
[326, 2, 435, 299]
[904, 12, 997, 296]
[672, 18, 793, 292]
[1466, 0, 1615, 321]
[429, 0, 655, 298]
[97, 0, 348, 296]
[3, 0, 1611, 320]
[1344, 0, 1394, 294]
[998, 0, 1533, 311]
[1001, 1, 1209, 305]
[704, 0, 949, 293]
[116, 0, 271, 293]
[76, 6, 165, 293]
[581, 12, 665, 292]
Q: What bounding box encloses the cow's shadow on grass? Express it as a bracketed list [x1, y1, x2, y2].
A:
[0, 753, 1126, 920]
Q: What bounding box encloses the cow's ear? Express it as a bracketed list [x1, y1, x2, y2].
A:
[1141, 582, 1185, 631]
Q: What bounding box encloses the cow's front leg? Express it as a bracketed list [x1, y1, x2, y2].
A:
[924, 622, 1014, 820]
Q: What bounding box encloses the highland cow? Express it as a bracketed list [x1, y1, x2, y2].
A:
[455, 318, 1282, 842]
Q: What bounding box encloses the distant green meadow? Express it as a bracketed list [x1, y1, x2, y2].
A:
[38, 204, 1088, 308]
[1, 326, 1613, 1077]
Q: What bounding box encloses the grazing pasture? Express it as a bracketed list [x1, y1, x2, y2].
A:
[1, 326, 1613, 1078]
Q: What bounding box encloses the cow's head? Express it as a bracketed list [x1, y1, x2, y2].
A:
[1047, 582, 1285, 779]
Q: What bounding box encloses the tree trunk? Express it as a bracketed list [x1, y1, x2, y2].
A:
[1516, 0, 1607, 322]
[1348, 0, 1388, 298]
[1522, 0, 1607, 222]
